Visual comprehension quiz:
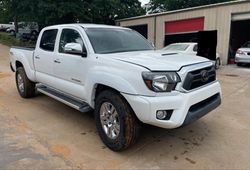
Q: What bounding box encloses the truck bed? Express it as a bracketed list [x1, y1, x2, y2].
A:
[12, 46, 35, 51]
[10, 46, 35, 74]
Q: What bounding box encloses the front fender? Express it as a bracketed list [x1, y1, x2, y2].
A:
[85, 71, 138, 108]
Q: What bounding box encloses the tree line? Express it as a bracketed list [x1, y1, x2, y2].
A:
[0, 0, 235, 31]
[0, 0, 145, 31]
[148, 0, 235, 14]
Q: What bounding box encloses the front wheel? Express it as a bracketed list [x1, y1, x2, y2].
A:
[95, 90, 140, 151]
[237, 63, 242, 67]
[16, 67, 36, 98]
[215, 58, 221, 69]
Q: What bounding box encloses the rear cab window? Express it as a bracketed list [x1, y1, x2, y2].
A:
[40, 29, 58, 52]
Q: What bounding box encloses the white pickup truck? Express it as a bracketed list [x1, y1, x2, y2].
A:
[10, 24, 222, 151]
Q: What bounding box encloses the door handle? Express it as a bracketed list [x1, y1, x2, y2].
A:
[54, 59, 61, 64]
[35, 56, 40, 59]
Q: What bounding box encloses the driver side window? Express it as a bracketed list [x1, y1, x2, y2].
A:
[59, 29, 86, 53]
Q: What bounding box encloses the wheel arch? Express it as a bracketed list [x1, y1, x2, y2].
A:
[88, 80, 137, 105]
[14, 59, 36, 82]
[15, 60, 23, 69]
[95, 84, 119, 99]
[92, 83, 142, 125]
[85, 71, 138, 107]
[89, 83, 139, 119]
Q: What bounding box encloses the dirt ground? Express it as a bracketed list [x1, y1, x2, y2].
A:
[1, 43, 250, 169]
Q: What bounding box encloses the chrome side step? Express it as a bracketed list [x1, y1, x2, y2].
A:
[37, 85, 92, 113]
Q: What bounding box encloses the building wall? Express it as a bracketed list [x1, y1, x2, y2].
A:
[118, 1, 250, 65]
[118, 17, 156, 45]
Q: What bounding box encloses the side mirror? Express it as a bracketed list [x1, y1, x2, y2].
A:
[64, 43, 87, 57]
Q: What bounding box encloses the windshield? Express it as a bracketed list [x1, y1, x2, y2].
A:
[242, 42, 250, 48]
[162, 44, 189, 51]
[85, 28, 154, 54]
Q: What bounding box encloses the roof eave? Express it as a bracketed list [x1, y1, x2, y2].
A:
[116, 0, 248, 22]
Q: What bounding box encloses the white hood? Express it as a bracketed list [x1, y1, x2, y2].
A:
[100, 50, 210, 71]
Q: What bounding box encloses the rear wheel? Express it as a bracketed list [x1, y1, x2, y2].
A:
[16, 67, 36, 98]
[31, 30, 38, 36]
[95, 90, 140, 151]
[10, 30, 15, 36]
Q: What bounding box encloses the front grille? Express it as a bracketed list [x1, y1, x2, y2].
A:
[183, 66, 216, 91]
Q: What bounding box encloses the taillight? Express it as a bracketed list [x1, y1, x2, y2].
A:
[236, 50, 245, 55]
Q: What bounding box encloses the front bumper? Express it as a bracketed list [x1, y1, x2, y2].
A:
[122, 81, 221, 129]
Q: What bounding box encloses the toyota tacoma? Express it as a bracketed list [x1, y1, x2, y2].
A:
[10, 24, 222, 151]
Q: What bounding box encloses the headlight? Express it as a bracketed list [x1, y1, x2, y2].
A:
[142, 72, 181, 92]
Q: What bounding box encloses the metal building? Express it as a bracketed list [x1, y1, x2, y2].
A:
[116, 0, 250, 65]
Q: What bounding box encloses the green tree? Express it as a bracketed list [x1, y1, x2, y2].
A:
[0, 1, 11, 23]
[148, 0, 236, 14]
[0, 0, 20, 32]
[81, 0, 145, 25]
[0, 0, 145, 29]
[13, 0, 87, 28]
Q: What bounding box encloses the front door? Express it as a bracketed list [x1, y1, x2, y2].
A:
[53, 28, 88, 100]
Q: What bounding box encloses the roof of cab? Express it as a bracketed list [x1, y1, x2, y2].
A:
[44, 23, 129, 30]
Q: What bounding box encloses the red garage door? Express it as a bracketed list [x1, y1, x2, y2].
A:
[165, 17, 205, 34]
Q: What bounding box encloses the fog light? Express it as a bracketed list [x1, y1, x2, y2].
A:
[156, 110, 168, 120]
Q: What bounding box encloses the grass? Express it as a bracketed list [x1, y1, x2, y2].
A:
[0, 32, 36, 47]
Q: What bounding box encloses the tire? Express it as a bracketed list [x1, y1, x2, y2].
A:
[10, 30, 15, 36]
[215, 58, 221, 69]
[237, 63, 242, 67]
[16, 67, 36, 98]
[30, 34, 36, 41]
[31, 30, 38, 36]
[95, 90, 140, 151]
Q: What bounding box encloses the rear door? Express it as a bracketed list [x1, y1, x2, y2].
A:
[197, 30, 217, 61]
[34, 29, 58, 86]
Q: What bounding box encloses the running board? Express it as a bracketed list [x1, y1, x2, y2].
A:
[37, 85, 92, 113]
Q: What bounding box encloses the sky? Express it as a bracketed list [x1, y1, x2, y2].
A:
[139, 0, 150, 5]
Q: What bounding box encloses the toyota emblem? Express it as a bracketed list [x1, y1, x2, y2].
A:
[201, 70, 209, 82]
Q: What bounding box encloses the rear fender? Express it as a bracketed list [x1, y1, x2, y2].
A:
[12, 51, 36, 81]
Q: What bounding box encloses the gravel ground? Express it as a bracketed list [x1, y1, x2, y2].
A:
[1, 43, 250, 169]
